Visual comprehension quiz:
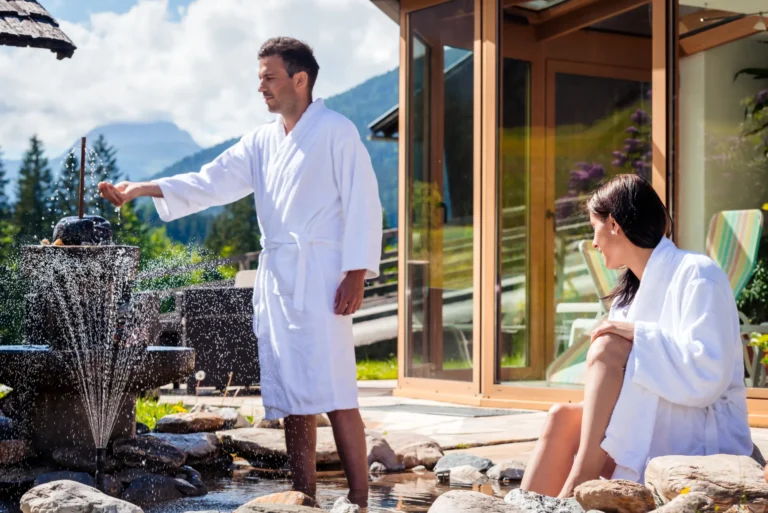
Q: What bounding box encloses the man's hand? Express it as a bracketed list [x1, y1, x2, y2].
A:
[334, 270, 366, 315]
[98, 181, 162, 207]
[591, 320, 635, 343]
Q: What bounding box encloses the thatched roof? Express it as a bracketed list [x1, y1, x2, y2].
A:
[0, 0, 75, 59]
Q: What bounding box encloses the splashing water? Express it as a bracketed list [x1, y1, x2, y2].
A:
[20, 245, 154, 449]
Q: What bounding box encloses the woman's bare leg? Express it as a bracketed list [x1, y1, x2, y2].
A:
[558, 333, 632, 498]
[520, 403, 583, 497]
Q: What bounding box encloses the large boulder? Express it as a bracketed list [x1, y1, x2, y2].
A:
[574, 480, 655, 513]
[218, 427, 339, 467]
[652, 492, 714, 513]
[447, 465, 489, 486]
[487, 461, 526, 481]
[146, 432, 222, 464]
[156, 412, 225, 434]
[121, 474, 200, 505]
[113, 435, 186, 471]
[52, 447, 121, 473]
[645, 455, 768, 512]
[504, 488, 584, 513]
[366, 433, 402, 471]
[382, 431, 444, 470]
[20, 480, 142, 513]
[428, 490, 515, 513]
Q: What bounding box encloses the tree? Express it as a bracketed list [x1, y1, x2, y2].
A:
[0, 147, 10, 220]
[15, 136, 53, 242]
[51, 152, 80, 219]
[204, 196, 260, 258]
[91, 134, 122, 225]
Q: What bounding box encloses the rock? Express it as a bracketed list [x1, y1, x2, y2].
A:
[34, 471, 95, 488]
[574, 480, 655, 513]
[256, 418, 282, 429]
[369, 461, 387, 474]
[487, 460, 526, 481]
[235, 504, 318, 513]
[504, 488, 584, 513]
[52, 447, 120, 473]
[246, 491, 318, 507]
[0, 464, 55, 490]
[383, 431, 444, 470]
[177, 465, 205, 490]
[253, 414, 330, 429]
[448, 465, 488, 486]
[121, 474, 200, 504]
[428, 490, 515, 512]
[366, 433, 402, 471]
[0, 416, 16, 440]
[218, 427, 339, 467]
[652, 492, 713, 513]
[114, 468, 153, 486]
[412, 465, 427, 473]
[218, 408, 252, 429]
[20, 480, 142, 513]
[0, 439, 32, 465]
[645, 455, 768, 512]
[156, 412, 225, 434]
[147, 432, 222, 463]
[113, 435, 186, 471]
[434, 453, 493, 473]
[331, 496, 361, 513]
[136, 422, 150, 435]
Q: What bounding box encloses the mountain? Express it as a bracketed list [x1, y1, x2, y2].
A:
[1, 121, 202, 199]
[144, 66, 401, 245]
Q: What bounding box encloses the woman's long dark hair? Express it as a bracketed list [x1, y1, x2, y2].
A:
[587, 174, 671, 309]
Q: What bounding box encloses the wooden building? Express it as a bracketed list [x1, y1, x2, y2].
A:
[0, 0, 75, 59]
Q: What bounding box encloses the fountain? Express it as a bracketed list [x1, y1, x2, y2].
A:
[0, 137, 194, 492]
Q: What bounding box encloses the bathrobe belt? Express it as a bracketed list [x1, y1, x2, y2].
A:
[258, 233, 343, 311]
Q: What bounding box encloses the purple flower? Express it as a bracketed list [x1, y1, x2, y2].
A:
[569, 170, 590, 189]
[756, 89, 768, 105]
[625, 126, 640, 135]
[630, 109, 650, 125]
[587, 163, 605, 181]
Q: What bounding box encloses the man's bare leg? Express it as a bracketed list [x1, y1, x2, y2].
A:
[284, 414, 317, 501]
[520, 403, 583, 497]
[558, 334, 631, 498]
[328, 408, 369, 509]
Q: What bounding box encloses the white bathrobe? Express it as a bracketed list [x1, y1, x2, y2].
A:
[151, 99, 383, 419]
[601, 236, 753, 482]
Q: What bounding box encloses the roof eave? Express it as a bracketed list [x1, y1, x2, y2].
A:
[370, 0, 400, 25]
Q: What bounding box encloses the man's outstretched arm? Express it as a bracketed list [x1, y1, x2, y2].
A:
[98, 181, 163, 207]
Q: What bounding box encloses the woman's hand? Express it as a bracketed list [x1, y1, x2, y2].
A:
[98, 181, 163, 207]
[591, 320, 635, 343]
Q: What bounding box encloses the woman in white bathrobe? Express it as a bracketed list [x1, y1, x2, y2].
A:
[520, 174, 754, 497]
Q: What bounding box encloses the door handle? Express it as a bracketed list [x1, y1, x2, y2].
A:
[545, 209, 555, 220]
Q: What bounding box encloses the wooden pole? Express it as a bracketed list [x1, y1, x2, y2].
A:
[78, 137, 86, 219]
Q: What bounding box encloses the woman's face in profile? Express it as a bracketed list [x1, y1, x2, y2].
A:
[590, 211, 623, 269]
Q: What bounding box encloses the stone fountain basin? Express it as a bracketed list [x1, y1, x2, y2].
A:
[0, 345, 194, 392]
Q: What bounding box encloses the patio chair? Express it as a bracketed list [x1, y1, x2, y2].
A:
[546, 241, 619, 385]
[705, 209, 767, 387]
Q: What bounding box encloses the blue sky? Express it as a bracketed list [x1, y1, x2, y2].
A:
[45, 0, 192, 23]
[1, 0, 399, 158]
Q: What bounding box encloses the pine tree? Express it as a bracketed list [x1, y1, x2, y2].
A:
[204, 196, 260, 257]
[91, 134, 122, 225]
[51, 152, 80, 219]
[0, 147, 10, 220]
[15, 135, 54, 241]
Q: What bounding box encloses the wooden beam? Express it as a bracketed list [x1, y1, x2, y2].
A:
[535, 0, 651, 42]
[680, 15, 765, 57]
[536, 0, 604, 23]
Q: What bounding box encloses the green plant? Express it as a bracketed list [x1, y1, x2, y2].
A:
[136, 397, 187, 430]
[0, 385, 10, 400]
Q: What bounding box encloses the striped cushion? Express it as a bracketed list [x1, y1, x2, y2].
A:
[706, 210, 763, 301]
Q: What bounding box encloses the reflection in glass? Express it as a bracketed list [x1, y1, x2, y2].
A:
[552, 74, 650, 360]
[405, 0, 475, 381]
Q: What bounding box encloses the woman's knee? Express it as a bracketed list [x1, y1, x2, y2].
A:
[546, 403, 582, 428]
[587, 334, 632, 369]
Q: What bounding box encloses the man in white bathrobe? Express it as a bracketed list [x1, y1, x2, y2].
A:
[98, 37, 383, 507]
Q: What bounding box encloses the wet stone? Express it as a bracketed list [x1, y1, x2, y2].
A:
[487, 461, 526, 482]
[113, 435, 186, 471]
[121, 474, 199, 505]
[156, 412, 225, 434]
[136, 422, 150, 435]
[34, 470, 95, 488]
[146, 432, 222, 464]
[504, 488, 585, 513]
[383, 431, 444, 470]
[435, 453, 494, 473]
[21, 480, 142, 513]
[52, 447, 120, 473]
[176, 465, 205, 490]
[218, 427, 339, 467]
[0, 416, 16, 440]
[0, 440, 32, 466]
[369, 461, 387, 474]
[114, 468, 153, 486]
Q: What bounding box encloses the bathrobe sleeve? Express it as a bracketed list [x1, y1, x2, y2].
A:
[631, 278, 737, 408]
[333, 126, 383, 280]
[151, 135, 256, 222]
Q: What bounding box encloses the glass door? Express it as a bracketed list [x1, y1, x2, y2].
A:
[404, 0, 477, 382]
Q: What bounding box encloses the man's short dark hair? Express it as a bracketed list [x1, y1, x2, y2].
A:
[259, 37, 320, 94]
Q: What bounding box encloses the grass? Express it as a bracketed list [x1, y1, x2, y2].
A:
[357, 358, 398, 380]
[136, 397, 187, 430]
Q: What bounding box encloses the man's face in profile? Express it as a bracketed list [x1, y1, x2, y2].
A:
[258, 55, 301, 114]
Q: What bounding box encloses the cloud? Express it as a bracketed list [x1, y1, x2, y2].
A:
[0, 0, 399, 158]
